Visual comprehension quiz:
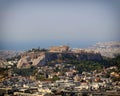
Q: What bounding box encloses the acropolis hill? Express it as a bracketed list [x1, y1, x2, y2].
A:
[17, 45, 102, 69]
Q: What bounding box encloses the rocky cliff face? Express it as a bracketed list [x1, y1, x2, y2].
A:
[32, 53, 45, 66]
[17, 52, 46, 68]
[17, 51, 102, 68]
[17, 56, 31, 68]
[45, 52, 102, 62]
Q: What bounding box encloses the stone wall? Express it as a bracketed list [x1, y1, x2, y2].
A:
[49, 45, 69, 52]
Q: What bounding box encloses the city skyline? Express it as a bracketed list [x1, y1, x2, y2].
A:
[0, 0, 120, 50]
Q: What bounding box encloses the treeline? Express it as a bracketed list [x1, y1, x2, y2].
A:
[47, 55, 120, 73]
[13, 66, 36, 76]
[27, 47, 48, 52]
[73, 55, 120, 73]
[108, 55, 120, 71]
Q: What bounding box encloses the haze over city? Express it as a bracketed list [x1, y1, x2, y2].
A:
[0, 0, 120, 50]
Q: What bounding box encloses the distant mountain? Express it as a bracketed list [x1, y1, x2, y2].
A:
[87, 41, 120, 58]
[0, 58, 8, 68]
[0, 50, 23, 60]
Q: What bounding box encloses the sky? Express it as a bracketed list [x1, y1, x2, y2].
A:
[0, 0, 120, 50]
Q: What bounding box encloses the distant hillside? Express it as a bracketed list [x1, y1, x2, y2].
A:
[87, 41, 120, 58]
[0, 58, 9, 68]
[0, 50, 23, 60]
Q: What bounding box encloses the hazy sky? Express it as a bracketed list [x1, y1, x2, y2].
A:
[0, 0, 120, 50]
